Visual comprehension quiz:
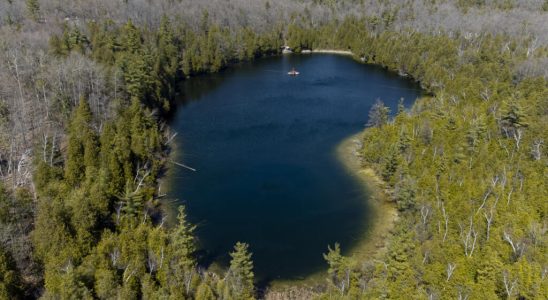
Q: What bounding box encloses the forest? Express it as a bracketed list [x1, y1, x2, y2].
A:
[0, 0, 546, 299]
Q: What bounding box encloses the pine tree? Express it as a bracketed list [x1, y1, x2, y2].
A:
[26, 0, 40, 21]
[127, 99, 160, 162]
[121, 20, 141, 53]
[49, 34, 67, 56]
[88, 21, 117, 64]
[121, 51, 154, 102]
[170, 206, 196, 269]
[65, 98, 98, 186]
[367, 99, 390, 128]
[397, 130, 411, 154]
[323, 243, 344, 282]
[466, 117, 487, 152]
[118, 181, 144, 219]
[382, 147, 399, 183]
[67, 27, 88, 54]
[93, 268, 120, 299]
[0, 246, 21, 299]
[99, 122, 125, 196]
[200, 10, 210, 34]
[167, 206, 197, 297]
[323, 243, 358, 295]
[155, 15, 179, 104]
[500, 100, 528, 137]
[394, 176, 417, 211]
[128, 99, 147, 159]
[195, 281, 215, 300]
[113, 115, 133, 186]
[397, 98, 405, 115]
[53, 264, 94, 299]
[227, 242, 254, 299]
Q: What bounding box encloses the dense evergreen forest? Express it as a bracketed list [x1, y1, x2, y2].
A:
[0, 0, 546, 299]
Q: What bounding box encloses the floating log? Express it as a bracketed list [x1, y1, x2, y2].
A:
[169, 160, 196, 172]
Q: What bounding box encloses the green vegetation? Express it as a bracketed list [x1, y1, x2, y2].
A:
[285, 18, 547, 300]
[0, 0, 546, 299]
[0, 238, 22, 298]
[30, 96, 260, 298]
[225, 242, 255, 299]
[25, 0, 40, 22]
[47, 18, 282, 114]
[13, 15, 276, 298]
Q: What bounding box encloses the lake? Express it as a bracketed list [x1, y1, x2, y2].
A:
[165, 54, 422, 282]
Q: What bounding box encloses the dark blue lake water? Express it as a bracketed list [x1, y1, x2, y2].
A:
[166, 54, 421, 282]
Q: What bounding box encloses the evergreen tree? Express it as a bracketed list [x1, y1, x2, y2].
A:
[323, 243, 358, 295]
[227, 242, 254, 299]
[166, 206, 197, 297]
[50, 265, 93, 300]
[88, 21, 117, 64]
[0, 246, 21, 299]
[367, 99, 390, 127]
[500, 100, 528, 136]
[49, 34, 67, 56]
[121, 51, 155, 102]
[170, 206, 196, 269]
[67, 27, 88, 54]
[25, 0, 40, 21]
[99, 122, 125, 196]
[155, 15, 179, 106]
[382, 147, 399, 183]
[128, 99, 159, 161]
[65, 98, 98, 186]
[397, 130, 411, 154]
[120, 20, 141, 54]
[394, 176, 417, 211]
[195, 281, 215, 300]
[118, 181, 144, 219]
[93, 267, 120, 299]
[466, 117, 487, 152]
[323, 243, 345, 283]
[397, 98, 405, 115]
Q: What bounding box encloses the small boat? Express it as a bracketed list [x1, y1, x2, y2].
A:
[288, 68, 300, 76]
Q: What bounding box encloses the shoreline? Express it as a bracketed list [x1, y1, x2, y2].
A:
[265, 132, 398, 297]
[311, 49, 353, 56]
[334, 132, 398, 261]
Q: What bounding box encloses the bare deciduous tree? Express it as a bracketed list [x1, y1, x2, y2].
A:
[513, 129, 523, 150]
[531, 139, 543, 161]
[503, 230, 526, 259]
[459, 217, 478, 257]
[446, 263, 456, 281]
[483, 208, 494, 241]
[502, 270, 517, 298]
[441, 203, 449, 243]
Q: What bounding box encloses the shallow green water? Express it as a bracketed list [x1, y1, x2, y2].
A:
[166, 54, 421, 282]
